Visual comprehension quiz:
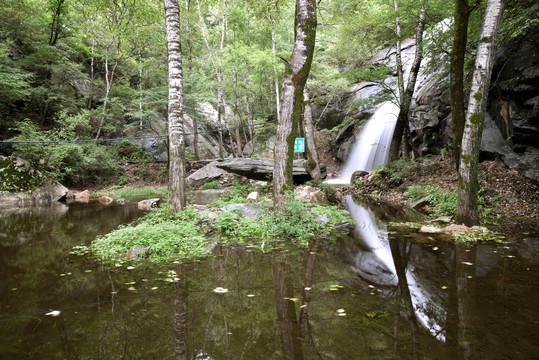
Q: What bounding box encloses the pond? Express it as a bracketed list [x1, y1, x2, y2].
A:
[0, 197, 538, 359]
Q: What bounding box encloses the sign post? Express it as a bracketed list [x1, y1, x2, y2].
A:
[294, 138, 305, 159]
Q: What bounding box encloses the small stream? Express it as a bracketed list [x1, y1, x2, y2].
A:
[1, 198, 538, 359]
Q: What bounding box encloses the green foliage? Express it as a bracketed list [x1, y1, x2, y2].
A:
[105, 187, 168, 199]
[215, 194, 350, 248]
[406, 182, 500, 222]
[366, 158, 421, 189]
[91, 206, 209, 262]
[203, 180, 220, 190]
[406, 182, 458, 217]
[9, 120, 122, 186]
[213, 181, 253, 206]
[452, 228, 504, 244]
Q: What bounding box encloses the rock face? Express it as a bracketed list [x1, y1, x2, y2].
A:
[314, 27, 539, 182]
[215, 158, 326, 182]
[0, 156, 68, 207]
[186, 161, 225, 188]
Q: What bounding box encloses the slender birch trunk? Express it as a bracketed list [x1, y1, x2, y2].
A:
[139, 52, 143, 130]
[303, 90, 322, 180]
[457, 0, 505, 226]
[273, 0, 317, 204]
[271, 12, 281, 123]
[165, 0, 187, 212]
[388, 2, 426, 163]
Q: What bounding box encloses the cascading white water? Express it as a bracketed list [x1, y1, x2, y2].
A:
[326, 101, 399, 185]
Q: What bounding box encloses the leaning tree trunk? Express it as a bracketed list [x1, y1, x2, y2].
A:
[457, 0, 505, 226]
[273, 0, 317, 205]
[303, 90, 322, 180]
[388, 2, 426, 163]
[165, 0, 187, 212]
[450, 0, 471, 170]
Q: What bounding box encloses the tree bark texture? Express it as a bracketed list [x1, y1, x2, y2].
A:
[165, 0, 187, 212]
[388, 2, 426, 163]
[457, 0, 505, 226]
[450, 0, 471, 170]
[303, 90, 322, 180]
[273, 0, 317, 205]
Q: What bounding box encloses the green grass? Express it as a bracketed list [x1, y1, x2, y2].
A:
[91, 206, 209, 262]
[87, 191, 351, 262]
[101, 187, 168, 199]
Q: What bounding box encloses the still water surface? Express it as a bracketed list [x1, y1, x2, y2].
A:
[0, 197, 538, 359]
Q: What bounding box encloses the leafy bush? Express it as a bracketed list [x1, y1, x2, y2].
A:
[406, 183, 458, 217]
[371, 158, 421, 188]
[214, 194, 350, 248]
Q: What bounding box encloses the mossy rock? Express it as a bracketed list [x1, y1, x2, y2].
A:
[0, 156, 45, 192]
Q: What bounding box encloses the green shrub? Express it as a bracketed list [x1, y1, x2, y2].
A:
[203, 180, 219, 190]
[91, 206, 208, 262]
[371, 158, 421, 188]
[214, 193, 350, 248]
[406, 183, 457, 217]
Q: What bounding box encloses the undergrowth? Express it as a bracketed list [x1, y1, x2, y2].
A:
[86, 191, 350, 263]
[90, 206, 208, 262]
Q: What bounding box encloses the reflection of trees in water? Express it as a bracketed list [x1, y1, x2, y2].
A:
[389, 236, 419, 359]
[272, 242, 322, 360]
[174, 264, 188, 360]
[445, 244, 477, 360]
[272, 258, 304, 360]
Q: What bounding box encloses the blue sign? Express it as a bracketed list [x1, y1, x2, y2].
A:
[294, 138, 305, 153]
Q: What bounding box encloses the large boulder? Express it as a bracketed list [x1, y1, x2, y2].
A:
[215, 158, 326, 183]
[186, 161, 225, 188]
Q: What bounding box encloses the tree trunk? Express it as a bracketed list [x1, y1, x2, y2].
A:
[457, 0, 505, 226]
[185, 0, 193, 72]
[273, 0, 317, 205]
[388, 2, 426, 164]
[95, 43, 120, 140]
[165, 0, 187, 212]
[196, 0, 225, 158]
[303, 90, 322, 180]
[271, 12, 281, 124]
[450, 0, 471, 170]
[139, 52, 143, 130]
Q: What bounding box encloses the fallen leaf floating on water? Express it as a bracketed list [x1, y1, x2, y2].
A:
[246, 294, 255, 297]
[127, 266, 135, 270]
[336, 309, 345, 313]
[304, 287, 312, 291]
[461, 262, 474, 266]
[46, 310, 61, 317]
[441, 286, 448, 290]
[213, 287, 228, 293]
[288, 298, 299, 302]
[151, 287, 158, 290]
[128, 287, 136, 291]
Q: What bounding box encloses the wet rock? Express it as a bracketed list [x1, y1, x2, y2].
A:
[75, 190, 90, 201]
[116, 198, 126, 204]
[444, 224, 474, 234]
[138, 198, 161, 210]
[419, 225, 444, 234]
[125, 245, 150, 259]
[351, 170, 369, 185]
[98, 196, 113, 205]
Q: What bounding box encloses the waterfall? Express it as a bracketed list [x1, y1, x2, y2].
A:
[326, 101, 399, 185]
